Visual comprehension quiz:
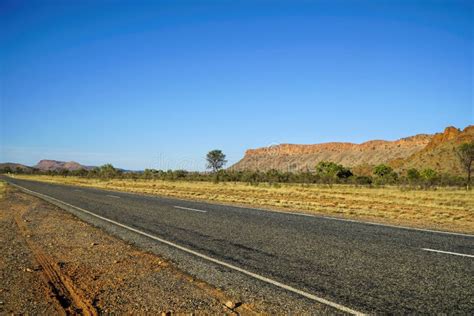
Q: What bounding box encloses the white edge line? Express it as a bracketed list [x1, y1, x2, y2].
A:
[215, 205, 474, 238]
[106, 194, 120, 198]
[8, 182, 365, 315]
[421, 248, 474, 258]
[174, 205, 207, 213]
[6, 176, 473, 238]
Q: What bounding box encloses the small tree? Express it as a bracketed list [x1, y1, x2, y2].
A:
[316, 161, 353, 182]
[407, 168, 421, 184]
[420, 168, 438, 188]
[373, 164, 398, 184]
[99, 164, 119, 179]
[457, 142, 474, 189]
[373, 164, 393, 177]
[206, 150, 227, 173]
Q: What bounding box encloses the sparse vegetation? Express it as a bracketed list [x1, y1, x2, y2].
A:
[315, 161, 353, 182]
[1, 161, 469, 187]
[457, 141, 474, 189]
[0, 181, 6, 199]
[407, 168, 421, 184]
[420, 168, 438, 188]
[373, 164, 398, 185]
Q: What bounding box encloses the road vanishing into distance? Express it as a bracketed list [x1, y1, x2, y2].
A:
[3, 176, 474, 314]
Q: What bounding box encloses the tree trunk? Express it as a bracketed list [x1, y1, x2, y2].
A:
[467, 160, 472, 190]
[468, 169, 471, 190]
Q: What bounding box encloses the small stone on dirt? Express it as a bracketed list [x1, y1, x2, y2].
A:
[225, 300, 236, 309]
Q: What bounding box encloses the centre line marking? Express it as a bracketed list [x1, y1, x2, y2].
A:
[422, 248, 474, 258]
[106, 194, 120, 198]
[8, 182, 363, 315]
[174, 206, 207, 213]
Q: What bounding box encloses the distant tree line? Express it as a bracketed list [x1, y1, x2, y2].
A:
[2, 143, 472, 188]
[1, 162, 469, 188]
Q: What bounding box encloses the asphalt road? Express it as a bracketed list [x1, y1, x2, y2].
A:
[3, 176, 474, 314]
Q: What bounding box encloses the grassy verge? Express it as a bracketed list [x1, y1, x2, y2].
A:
[0, 181, 6, 200]
[12, 175, 474, 234]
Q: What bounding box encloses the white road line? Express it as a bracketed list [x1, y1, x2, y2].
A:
[174, 206, 207, 213]
[8, 182, 364, 315]
[106, 194, 120, 198]
[74, 189, 82, 192]
[7, 176, 472, 238]
[210, 204, 474, 238]
[422, 248, 474, 258]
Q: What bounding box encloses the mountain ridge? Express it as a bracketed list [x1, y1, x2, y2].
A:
[231, 125, 473, 175]
[34, 159, 92, 171]
[0, 160, 93, 172]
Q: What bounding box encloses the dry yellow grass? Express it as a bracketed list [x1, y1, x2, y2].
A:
[0, 181, 6, 200]
[14, 175, 474, 234]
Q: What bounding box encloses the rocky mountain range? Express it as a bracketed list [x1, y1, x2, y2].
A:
[231, 125, 474, 175]
[1, 125, 472, 176]
[0, 160, 92, 172]
[34, 160, 92, 171]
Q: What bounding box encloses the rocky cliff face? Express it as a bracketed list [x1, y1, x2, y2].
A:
[231, 126, 473, 174]
[393, 126, 474, 175]
[232, 134, 432, 172]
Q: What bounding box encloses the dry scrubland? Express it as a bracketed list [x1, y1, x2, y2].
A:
[13, 175, 474, 234]
[0, 181, 6, 199]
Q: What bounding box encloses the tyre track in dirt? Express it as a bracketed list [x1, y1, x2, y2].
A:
[13, 209, 98, 315]
[3, 185, 260, 314]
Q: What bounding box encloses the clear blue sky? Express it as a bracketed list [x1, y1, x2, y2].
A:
[1, 0, 472, 170]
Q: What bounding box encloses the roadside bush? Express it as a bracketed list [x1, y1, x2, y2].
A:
[373, 164, 398, 185]
[315, 161, 353, 183]
[4, 160, 469, 188]
[420, 168, 438, 188]
[354, 176, 373, 185]
[407, 168, 421, 184]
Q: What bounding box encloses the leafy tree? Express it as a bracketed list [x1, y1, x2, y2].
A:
[315, 161, 353, 181]
[407, 168, 421, 184]
[316, 161, 339, 177]
[457, 142, 474, 189]
[206, 150, 227, 172]
[59, 168, 70, 177]
[354, 176, 373, 185]
[373, 164, 393, 177]
[242, 170, 261, 184]
[336, 167, 353, 179]
[266, 169, 280, 183]
[99, 164, 119, 179]
[373, 164, 398, 184]
[143, 169, 154, 179]
[71, 168, 89, 177]
[174, 169, 188, 179]
[420, 168, 438, 187]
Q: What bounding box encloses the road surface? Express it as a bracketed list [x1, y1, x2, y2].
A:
[3, 176, 473, 314]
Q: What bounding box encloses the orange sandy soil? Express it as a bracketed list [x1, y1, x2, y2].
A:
[0, 185, 261, 314]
